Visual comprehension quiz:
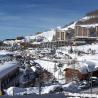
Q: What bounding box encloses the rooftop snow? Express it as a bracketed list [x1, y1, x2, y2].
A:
[79, 16, 97, 22]
[77, 23, 98, 28]
[0, 61, 18, 79]
[0, 50, 14, 56]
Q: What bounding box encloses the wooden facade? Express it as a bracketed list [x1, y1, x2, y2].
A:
[64, 68, 98, 83]
[64, 68, 87, 83]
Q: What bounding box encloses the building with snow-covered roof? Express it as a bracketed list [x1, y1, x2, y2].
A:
[25, 22, 76, 48]
[0, 50, 15, 62]
[39, 29, 74, 48]
[0, 61, 19, 90]
[3, 39, 16, 46]
[54, 22, 76, 42]
[64, 60, 98, 82]
[0, 50, 14, 56]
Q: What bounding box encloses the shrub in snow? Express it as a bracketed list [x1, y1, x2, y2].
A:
[49, 86, 63, 94]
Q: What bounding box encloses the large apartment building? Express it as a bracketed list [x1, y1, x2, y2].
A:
[75, 10, 98, 39]
[75, 25, 98, 38]
[55, 28, 75, 41]
[55, 29, 66, 41]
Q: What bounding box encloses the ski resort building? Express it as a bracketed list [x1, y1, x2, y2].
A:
[75, 12, 98, 42]
[75, 25, 98, 38]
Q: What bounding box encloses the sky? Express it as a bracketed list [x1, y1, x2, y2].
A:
[0, 0, 98, 40]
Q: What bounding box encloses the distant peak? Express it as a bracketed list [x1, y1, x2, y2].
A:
[86, 9, 98, 16]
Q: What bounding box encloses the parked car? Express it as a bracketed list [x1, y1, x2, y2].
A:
[89, 77, 98, 86]
[78, 80, 90, 89]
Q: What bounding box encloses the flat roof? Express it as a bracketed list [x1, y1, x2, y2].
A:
[0, 50, 14, 56]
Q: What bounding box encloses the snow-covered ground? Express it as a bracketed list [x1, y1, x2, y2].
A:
[6, 85, 98, 97]
[0, 50, 14, 56]
[6, 81, 79, 95]
[34, 59, 67, 84]
[3, 43, 98, 95]
[33, 43, 98, 83]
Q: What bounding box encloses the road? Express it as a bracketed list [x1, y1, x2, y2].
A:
[80, 86, 98, 94]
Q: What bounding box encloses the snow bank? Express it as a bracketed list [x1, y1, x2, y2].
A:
[6, 87, 39, 95]
[34, 59, 67, 84]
